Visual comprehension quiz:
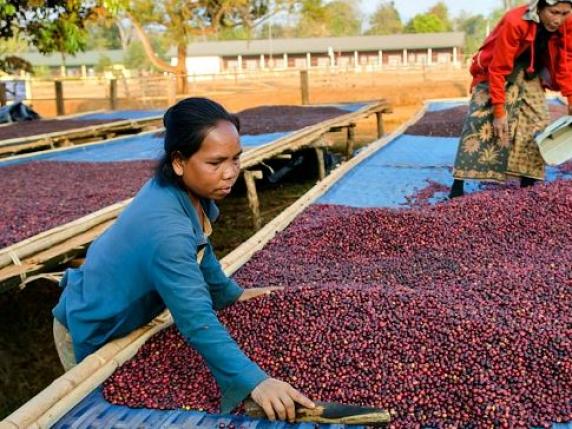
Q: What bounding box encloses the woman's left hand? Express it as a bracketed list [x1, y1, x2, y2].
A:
[239, 287, 284, 302]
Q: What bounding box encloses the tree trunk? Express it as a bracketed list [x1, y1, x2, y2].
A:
[126, 12, 188, 94]
[116, 20, 132, 52]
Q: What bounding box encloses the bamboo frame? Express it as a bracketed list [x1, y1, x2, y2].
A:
[0, 103, 424, 429]
[0, 101, 391, 291]
[0, 115, 164, 158]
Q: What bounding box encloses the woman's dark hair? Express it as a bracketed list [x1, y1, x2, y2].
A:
[537, 0, 571, 10]
[155, 97, 240, 185]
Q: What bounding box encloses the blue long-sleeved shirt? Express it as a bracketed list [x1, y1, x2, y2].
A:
[53, 178, 268, 413]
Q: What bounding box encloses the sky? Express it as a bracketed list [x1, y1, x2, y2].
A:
[360, 0, 507, 21]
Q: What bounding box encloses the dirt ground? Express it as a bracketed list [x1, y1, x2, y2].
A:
[0, 70, 470, 420]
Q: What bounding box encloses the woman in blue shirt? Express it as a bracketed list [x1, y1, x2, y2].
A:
[52, 97, 314, 422]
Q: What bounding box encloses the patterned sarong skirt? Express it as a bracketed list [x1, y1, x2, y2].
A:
[453, 71, 549, 182]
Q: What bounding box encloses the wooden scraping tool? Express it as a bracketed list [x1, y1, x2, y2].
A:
[244, 399, 391, 426]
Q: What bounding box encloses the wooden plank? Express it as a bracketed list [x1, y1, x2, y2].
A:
[1, 104, 425, 429]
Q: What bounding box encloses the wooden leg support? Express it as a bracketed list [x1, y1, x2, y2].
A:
[345, 124, 356, 159]
[244, 170, 263, 230]
[314, 147, 326, 180]
[375, 112, 384, 138]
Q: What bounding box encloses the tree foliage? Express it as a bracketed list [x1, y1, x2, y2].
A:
[405, 13, 448, 33]
[428, 2, 452, 31]
[0, 0, 94, 56]
[0, 55, 32, 74]
[367, 1, 402, 35]
[296, 0, 361, 37]
[455, 12, 487, 55]
[109, 0, 284, 91]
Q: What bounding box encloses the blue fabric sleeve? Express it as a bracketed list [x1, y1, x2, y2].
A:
[151, 235, 268, 413]
[201, 242, 244, 311]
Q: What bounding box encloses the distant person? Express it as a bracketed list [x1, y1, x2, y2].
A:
[449, 0, 572, 198]
[52, 97, 314, 422]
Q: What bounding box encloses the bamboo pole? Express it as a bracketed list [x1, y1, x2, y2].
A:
[0, 201, 130, 270]
[1, 104, 426, 429]
[0, 115, 163, 153]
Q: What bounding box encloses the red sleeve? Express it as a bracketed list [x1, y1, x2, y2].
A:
[488, 18, 525, 117]
[554, 21, 572, 99]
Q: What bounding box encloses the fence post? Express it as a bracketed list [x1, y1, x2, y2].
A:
[300, 70, 310, 105]
[0, 83, 7, 106]
[109, 78, 118, 110]
[167, 76, 177, 106]
[54, 80, 65, 116]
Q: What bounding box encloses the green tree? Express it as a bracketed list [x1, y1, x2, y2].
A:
[95, 54, 113, 73]
[296, 0, 361, 37]
[85, 21, 123, 50]
[428, 2, 452, 31]
[367, 1, 403, 35]
[296, 0, 329, 36]
[324, 0, 361, 36]
[405, 13, 448, 33]
[124, 37, 168, 70]
[0, 0, 94, 57]
[455, 12, 487, 54]
[107, 0, 284, 93]
[0, 56, 32, 74]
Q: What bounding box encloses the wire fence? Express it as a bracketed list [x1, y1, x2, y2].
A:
[1, 63, 470, 116]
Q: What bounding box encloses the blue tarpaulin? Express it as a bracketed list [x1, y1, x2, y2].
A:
[74, 110, 164, 121]
[53, 389, 335, 429]
[0, 132, 292, 166]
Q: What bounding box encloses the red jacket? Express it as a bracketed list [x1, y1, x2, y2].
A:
[470, 5, 572, 118]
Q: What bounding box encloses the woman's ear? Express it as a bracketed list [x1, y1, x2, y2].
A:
[171, 152, 185, 177]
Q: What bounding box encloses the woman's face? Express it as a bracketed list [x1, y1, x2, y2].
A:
[172, 120, 242, 201]
[539, 2, 572, 32]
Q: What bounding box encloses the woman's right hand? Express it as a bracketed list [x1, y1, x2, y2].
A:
[493, 116, 510, 146]
[250, 378, 315, 422]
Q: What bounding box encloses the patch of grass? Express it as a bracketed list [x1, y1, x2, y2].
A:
[0, 280, 64, 419]
[212, 179, 316, 258]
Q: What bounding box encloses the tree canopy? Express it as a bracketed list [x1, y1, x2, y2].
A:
[367, 1, 402, 35]
[0, 0, 95, 56]
[405, 13, 448, 33]
[295, 0, 361, 37]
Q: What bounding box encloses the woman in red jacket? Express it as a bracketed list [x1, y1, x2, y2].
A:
[450, 0, 572, 198]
